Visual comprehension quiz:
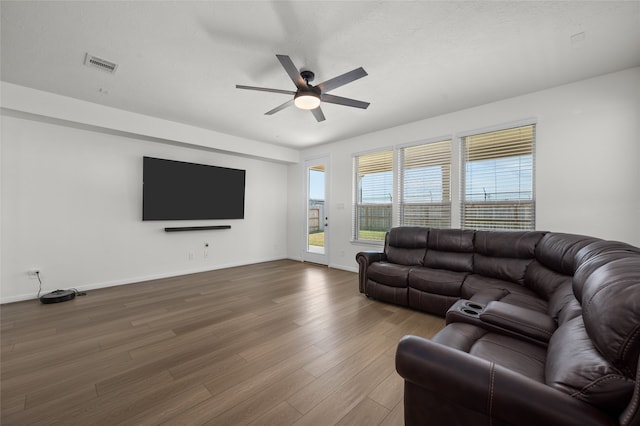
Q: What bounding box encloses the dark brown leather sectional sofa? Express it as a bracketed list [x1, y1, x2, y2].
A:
[356, 227, 640, 425]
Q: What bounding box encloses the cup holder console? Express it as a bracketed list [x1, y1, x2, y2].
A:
[446, 299, 488, 324]
[466, 302, 484, 310]
[459, 301, 485, 317]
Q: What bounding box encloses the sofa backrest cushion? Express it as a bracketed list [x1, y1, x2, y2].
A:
[524, 261, 569, 301]
[535, 232, 600, 276]
[385, 227, 429, 266]
[525, 233, 601, 321]
[475, 230, 544, 258]
[423, 229, 474, 272]
[573, 241, 640, 301]
[473, 231, 545, 285]
[575, 253, 640, 377]
[524, 261, 580, 323]
[575, 240, 640, 268]
[545, 316, 635, 415]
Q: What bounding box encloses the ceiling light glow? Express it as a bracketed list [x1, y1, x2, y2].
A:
[294, 93, 321, 110]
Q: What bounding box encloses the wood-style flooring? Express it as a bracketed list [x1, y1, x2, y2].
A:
[1, 260, 445, 425]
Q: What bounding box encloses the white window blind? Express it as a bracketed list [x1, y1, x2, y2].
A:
[353, 150, 393, 242]
[399, 139, 452, 228]
[462, 124, 535, 230]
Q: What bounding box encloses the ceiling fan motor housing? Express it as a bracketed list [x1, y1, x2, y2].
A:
[300, 70, 315, 84]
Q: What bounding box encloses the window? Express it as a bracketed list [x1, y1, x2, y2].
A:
[351, 121, 536, 243]
[461, 124, 535, 230]
[353, 150, 393, 242]
[399, 139, 452, 227]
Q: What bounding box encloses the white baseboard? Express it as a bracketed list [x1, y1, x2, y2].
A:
[329, 263, 358, 273]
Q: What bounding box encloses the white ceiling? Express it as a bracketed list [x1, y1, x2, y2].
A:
[2, 1, 639, 149]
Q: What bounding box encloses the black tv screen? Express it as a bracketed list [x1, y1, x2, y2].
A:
[143, 156, 245, 221]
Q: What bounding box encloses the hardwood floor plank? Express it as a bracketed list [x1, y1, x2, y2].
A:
[212, 368, 316, 425]
[368, 370, 405, 410]
[335, 397, 391, 426]
[287, 334, 396, 415]
[0, 260, 445, 425]
[167, 345, 325, 424]
[117, 384, 212, 426]
[2, 349, 133, 403]
[379, 400, 405, 426]
[0, 394, 25, 418]
[292, 352, 395, 425]
[246, 401, 302, 426]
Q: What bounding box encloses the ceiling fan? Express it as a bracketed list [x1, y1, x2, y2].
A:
[236, 54, 369, 122]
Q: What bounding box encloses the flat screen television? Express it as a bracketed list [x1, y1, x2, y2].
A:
[143, 156, 245, 221]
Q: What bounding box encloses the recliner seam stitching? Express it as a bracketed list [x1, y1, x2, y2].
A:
[488, 362, 495, 426]
[569, 374, 635, 399]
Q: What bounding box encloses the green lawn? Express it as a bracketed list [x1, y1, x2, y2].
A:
[308, 232, 324, 247]
[357, 230, 386, 241]
[308, 230, 386, 247]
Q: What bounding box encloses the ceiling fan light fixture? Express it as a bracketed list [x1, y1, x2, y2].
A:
[294, 92, 321, 110]
[236, 54, 369, 121]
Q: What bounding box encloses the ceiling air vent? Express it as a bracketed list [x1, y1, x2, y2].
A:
[84, 53, 118, 74]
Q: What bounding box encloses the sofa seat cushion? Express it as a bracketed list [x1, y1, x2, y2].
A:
[433, 322, 546, 383]
[367, 262, 412, 287]
[408, 289, 458, 316]
[462, 274, 548, 313]
[365, 280, 409, 307]
[408, 267, 468, 296]
[546, 316, 635, 415]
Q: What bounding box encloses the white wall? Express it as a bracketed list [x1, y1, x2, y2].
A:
[1, 82, 300, 164]
[289, 67, 640, 272]
[3, 67, 638, 302]
[1, 114, 290, 303]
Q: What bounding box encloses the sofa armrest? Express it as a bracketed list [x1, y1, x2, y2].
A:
[396, 335, 616, 426]
[355, 251, 386, 293]
[479, 301, 557, 343]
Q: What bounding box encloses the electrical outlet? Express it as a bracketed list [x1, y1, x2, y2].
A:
[28, 269, 40, 279]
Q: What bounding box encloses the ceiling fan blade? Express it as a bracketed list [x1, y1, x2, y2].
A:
[311, 106, 326, 122]
[236, 85, 296, 96]
[276, 54, 306, 89]
[321, 93, 370, 109]
[265, 99, 294, 115]
[316, 67, 368, 93]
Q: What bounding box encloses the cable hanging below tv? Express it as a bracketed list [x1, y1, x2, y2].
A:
[164, 225, 231, 232]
